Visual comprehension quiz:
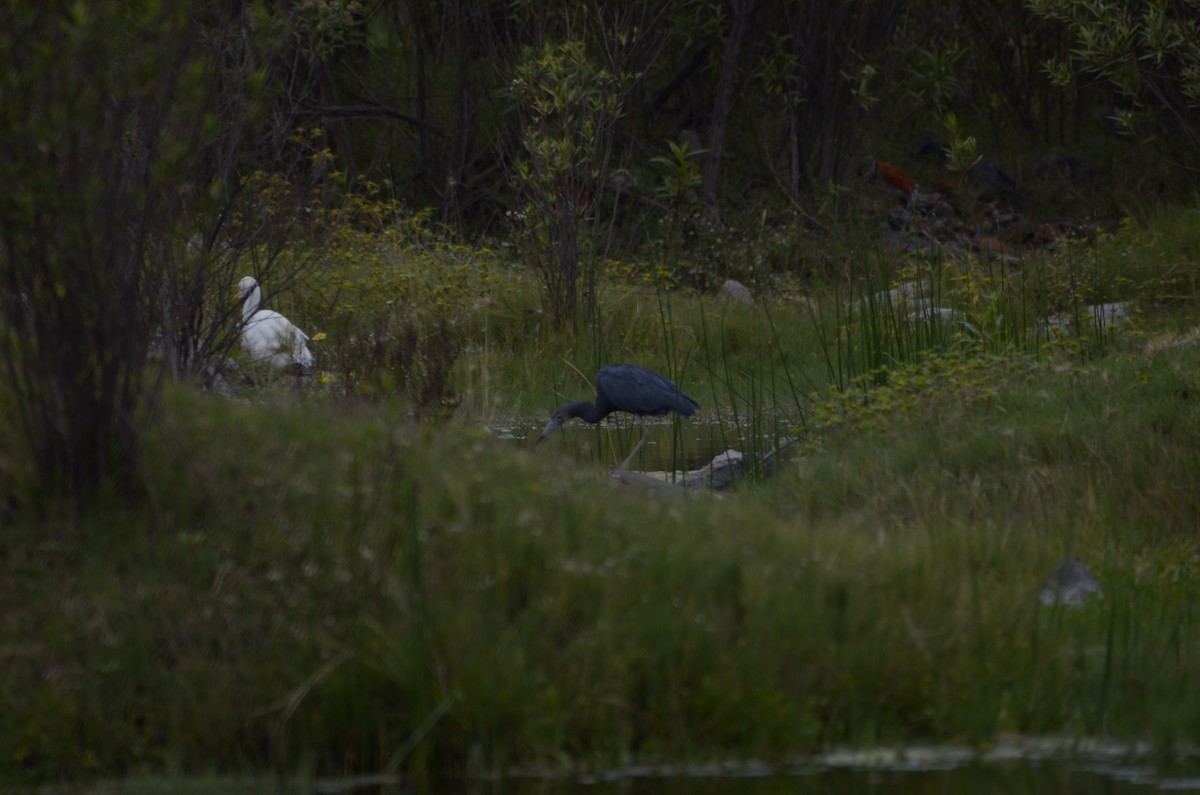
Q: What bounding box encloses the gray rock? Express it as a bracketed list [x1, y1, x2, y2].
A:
[611, 449, 745, 494]
[200, 355, 241, 398]
[682, 449, 744, 490]
[1042, 301, 1134, 334]
[1039, 558, 1103, 607]
[903, 299, 961, 323]
[1091, 301, 1133, 326]
[719, 279, 753, 304]
[614, 441, 797, 494]
[862, 280, 928, 310]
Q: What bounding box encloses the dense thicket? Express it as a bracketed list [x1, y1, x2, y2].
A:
[282, 0, 1199, 220]
[3, 2, 1200, 782]
[2, 0, 1198, 504]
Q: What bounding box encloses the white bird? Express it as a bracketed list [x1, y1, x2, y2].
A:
[236, 276, 314, 369]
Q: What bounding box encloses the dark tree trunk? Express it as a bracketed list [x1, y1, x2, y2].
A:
[701, 0, 753, 217]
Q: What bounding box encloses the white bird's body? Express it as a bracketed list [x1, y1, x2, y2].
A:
[237, 276, 314, 369]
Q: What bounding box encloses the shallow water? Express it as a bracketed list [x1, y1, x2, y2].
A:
[499, 415, 798, 474]
[73, 754, 1200, 795]
[486, 744, 1200, 795]
[68, 739, 1200, 794]
[498, 764, 1200, 794]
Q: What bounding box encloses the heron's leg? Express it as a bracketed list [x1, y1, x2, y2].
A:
[617, 421, 650, 471]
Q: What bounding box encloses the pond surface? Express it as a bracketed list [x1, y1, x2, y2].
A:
[72, 742, 1200, 794]
[70, 764, 1200, 795]
[494, 766, 1200, 794]
[485, 744, 1200, 795]
[497, 415, 799, 475]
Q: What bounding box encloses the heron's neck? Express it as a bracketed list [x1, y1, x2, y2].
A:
[242, 287, 261, 322]
[566, 400, 608, 424]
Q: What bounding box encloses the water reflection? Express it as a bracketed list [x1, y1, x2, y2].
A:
[466, 738, 1200, 794]
[504, 416, 799, 474]
[71, 757, 1200, 795]
[491, 763, 1200, 794]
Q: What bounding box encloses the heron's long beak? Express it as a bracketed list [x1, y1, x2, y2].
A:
[536, 415, 562, 445]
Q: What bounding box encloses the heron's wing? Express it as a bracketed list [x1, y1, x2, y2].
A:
[596, 364, 698, 417]
[244, 310, 312, 366]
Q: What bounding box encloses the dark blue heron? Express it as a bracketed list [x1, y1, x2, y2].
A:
[537, 363, 699, 470]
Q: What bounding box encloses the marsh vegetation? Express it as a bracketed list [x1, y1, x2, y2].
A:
[3, 0, 1200, 790]
[6, 210, 1200, 786]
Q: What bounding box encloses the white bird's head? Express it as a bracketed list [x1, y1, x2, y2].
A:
[236, 277, 263, 320]
[236, 276, 259, 303]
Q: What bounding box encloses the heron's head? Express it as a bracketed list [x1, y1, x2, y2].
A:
[235, 276, 259, 305]
[535, 409, 565, 445]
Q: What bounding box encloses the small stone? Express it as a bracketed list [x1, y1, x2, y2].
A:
[719, 279, 753, 304]
[1039, 558, 1103, 607]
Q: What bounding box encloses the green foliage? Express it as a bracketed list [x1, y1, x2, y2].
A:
[8, 0, 1200, 783]
[291, 224, 488, 413]
[645, 138, 713, 285]
[1029, 0, 1200, 156]
[901, 39, 971, 116]
[801, 210, 1191, 404]
[650, 140, 706, 206]
[5, 333, 1200, 780]
[508, 40, 628, 328]
[121, 0, 1197, 250]
[291, 0, 365, 59]
[941, 112, 980, 181]
[0, 0, 215, 503]
[0, 0, 332, 510]
[4, 191, 1200, 779]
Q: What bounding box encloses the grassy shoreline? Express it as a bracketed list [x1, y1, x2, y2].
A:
[6, 207, 1200, 784]
[4, 311, 1199, 783]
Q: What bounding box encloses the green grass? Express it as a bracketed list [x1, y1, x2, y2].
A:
[4, 207, 1200, 785]
[5, 329, 1200, 782]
